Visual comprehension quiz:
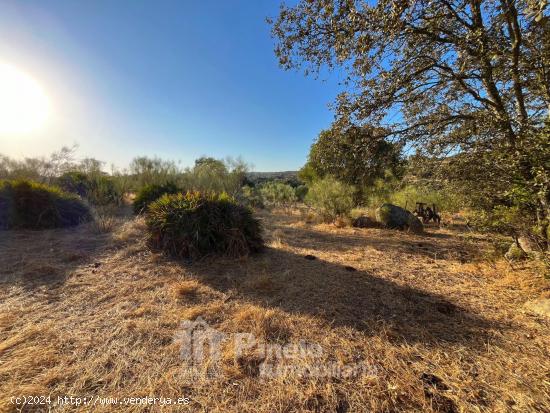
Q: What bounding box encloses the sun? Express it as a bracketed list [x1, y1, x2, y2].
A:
[0, 63, 51, 134]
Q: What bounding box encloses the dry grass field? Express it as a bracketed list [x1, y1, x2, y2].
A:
[0, 209, 549, 412]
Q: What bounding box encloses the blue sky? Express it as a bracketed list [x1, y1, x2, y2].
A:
[0, 0, 343, 171]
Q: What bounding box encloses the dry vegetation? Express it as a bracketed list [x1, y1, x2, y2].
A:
[0, 208, 549, 412]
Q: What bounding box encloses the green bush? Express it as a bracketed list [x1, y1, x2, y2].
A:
[129, 156, 180, 189]
[295, 184, 308, 202]
[0, 180, 92, 229]
[58, 172, 125, 206]
[86, 176, 122, 206]
[133, 182, 180, 214]
[305, 176, 355, 222]
[146, 192, 263, 259]
[259, 182, 297, 207]
[388, 184, 463, 214]
[58, 171, 89, 197]
[240, 185, 265, 208]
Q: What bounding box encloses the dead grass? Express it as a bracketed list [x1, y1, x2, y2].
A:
[0, 209, 548, 412]
[173, 280, 202, 300]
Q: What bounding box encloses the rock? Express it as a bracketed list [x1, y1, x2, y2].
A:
[524, 299, 550, 318]
[517, 236, 540, 255]
[352, 215, 380, 228]
[375, 203, 424, 234]
[504, 242, 527, 261]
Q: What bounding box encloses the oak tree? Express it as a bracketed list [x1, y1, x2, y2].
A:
[271, 0, 550, 243]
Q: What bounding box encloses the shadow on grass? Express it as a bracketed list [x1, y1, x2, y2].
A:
[180, 246, 499, 349]
[0, 224, 111, 291]
[272, 224, 477, 263]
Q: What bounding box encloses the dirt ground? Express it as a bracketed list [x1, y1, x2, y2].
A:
[0, 209, 548, 412]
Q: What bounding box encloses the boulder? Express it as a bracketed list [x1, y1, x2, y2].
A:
[504, 242, 527, 261]
[524, 299, 550, 318]
[517, 236, 540, 255]
[375, 203, 424, 234]
[352, 215, 381, 228]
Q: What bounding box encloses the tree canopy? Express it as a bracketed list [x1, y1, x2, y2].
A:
[272, 0, 549, 146]
[305, 125, 403, 189]
[272, 0, 550, 242]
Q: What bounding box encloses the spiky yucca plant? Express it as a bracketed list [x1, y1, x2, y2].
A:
[0, 180, 92, 230]
[146, 191, 263, 259]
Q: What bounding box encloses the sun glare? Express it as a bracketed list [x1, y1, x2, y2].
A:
[0, 63, 51, 134]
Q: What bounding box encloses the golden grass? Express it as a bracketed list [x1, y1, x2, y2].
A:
[0, 208, 548, 412]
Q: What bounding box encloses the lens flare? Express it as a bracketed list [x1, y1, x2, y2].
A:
[0, 63, 51, 134]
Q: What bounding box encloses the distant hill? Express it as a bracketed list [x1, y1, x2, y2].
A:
[246, 171, 299, 186]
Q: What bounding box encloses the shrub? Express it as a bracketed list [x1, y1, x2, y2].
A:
[295, 184, 308, 202]
[388, 184, 463, 214]
[133, 182, 180, 214]
[361, 172, 464, 214]
[240, 185, 265, 208]
[146, 192, 263, 259]
[0, 180, 92, 229]
[87, 176, 124, 206]
[58, 171, 89, 197]
[58, 172, 125, 206]
[259, 182, 297, 207]
[305, 176, 355, 222]
[129, 156, 180, 189]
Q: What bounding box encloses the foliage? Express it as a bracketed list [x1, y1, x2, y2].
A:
[259, 181, 297, 207]
[271, 0, 550, 246]
[357, 164, 464, 213]
[432, 123, 550, 240]
[297, 163, 318, 185]
[58, 171, 125, 206]
[294, 184, 308, 202]
[305, 176, 355, 222]
[184, 156, 248, 196]
[240, 185, 265, 209]
[0, 145, 78, 184]
[58, 171, 89, 197]
[146, 192, 263, 259]
[133, 182, 180, 214]
[390, 185, 463, 214]
[307, 125, 403, 198]
[466, 205, 533, 238]
[86, 175, 125, 206]
[0, 180, 91, 230]
[361, 170, 402, 209]
[129, 156, 180, 189]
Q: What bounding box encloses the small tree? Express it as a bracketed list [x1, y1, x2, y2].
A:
[308, 125, 403, 195]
